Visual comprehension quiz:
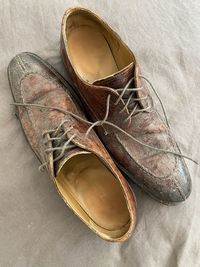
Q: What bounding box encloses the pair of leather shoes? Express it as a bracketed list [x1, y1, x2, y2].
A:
[8, 7, 192, 242]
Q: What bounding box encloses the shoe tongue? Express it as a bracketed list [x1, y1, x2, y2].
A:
[93, 62, 135, 89]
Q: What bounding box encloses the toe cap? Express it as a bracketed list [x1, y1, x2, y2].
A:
[8, 52, 43, 83]
[146, 158, 192, 205]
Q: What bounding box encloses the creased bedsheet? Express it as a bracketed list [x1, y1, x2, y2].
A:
[0, 0, 200, 266]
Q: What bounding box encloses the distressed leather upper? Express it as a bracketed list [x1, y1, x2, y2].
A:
[61, 7, 192, 204]
[8, 52, 136, 242]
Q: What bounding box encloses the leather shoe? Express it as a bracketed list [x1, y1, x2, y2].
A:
[8, 52, 136, 241]
[60, 7, 192, 204]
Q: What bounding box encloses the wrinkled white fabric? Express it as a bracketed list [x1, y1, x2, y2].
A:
[0, 0, 200, 266]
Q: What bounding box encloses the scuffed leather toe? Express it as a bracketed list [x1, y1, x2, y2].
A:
[8, 52, 45, 96]
[164, 158, 192, 204]
[123, 155, 192, 205]
[101, 127, 192, 205]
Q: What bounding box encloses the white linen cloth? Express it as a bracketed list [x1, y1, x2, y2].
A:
[0, 0, 199, 266]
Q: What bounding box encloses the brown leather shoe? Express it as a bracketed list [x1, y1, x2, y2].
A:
[60, 7, 192, 204]
[8, 52, 136, 242]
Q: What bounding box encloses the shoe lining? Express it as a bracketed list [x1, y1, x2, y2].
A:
[55, 153, 130, 238]
[66, 11, 134, 83]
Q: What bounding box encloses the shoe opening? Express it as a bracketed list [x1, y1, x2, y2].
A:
[65, 8, 134, 83]
[55, 152, 131, 240]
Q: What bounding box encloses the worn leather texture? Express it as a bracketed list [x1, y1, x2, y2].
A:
[8, 52, 136, 242]
[0, 0, 199, 266]
[61, 7, 191, 204]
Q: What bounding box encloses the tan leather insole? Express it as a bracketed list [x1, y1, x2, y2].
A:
[68, 25, 119, 83]
[56, 153, 130, 231]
